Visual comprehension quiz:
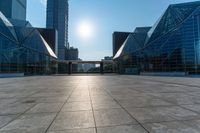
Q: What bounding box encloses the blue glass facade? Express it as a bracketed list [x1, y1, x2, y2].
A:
[114, 1, 200, 74]
[46, 0, 69, 60]
[0, 12, 57, 75]
[0, 0, 26, 20]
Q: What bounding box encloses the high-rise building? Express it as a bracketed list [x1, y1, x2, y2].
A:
[0, 0, 27, 20]
[114, 1, 200, 75]
[65, 47, 79, 60]
[65, 47, 79, 72]
[46, 0, 69, 60]
[102, 56, 113, 61]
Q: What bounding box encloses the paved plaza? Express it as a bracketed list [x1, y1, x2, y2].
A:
[1, 75, 200, 132]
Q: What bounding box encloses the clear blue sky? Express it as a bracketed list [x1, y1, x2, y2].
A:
[27, 0, 195, 61]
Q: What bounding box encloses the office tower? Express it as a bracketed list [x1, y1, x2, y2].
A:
[0, 0, 27, 20]
[46, 0, 69, 60]
[65, 47, 79, 72]
[66, 47, 79, 60]
[114, 1, 200, 74]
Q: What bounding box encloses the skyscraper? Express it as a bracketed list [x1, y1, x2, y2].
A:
[0, 0, 27, 20]
[46, 0, 69, 60]
[65, 47, 79, 60]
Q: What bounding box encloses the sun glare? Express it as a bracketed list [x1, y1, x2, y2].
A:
[77, 21, 94, 40]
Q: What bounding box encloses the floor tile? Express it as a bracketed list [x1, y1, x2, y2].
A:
[0, 115, 17, 128]
[0, 103, 35, 115]
[97, 125, 148, 133]
[94, 109, 137, 127]
[47, 128, 96, 133]
[126, 107, 175, 123]
[49, 111, 95, 130]
[0, 113, 56, 133]
[181, 104, 200, 113]
[26, 103, 63, 114]
[61, 102, 92, 111]
[118, 98, 172, 108]
[92, 100, 121, 110]
[144, 121, 200, 133]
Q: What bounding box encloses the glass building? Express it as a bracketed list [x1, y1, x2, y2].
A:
[37, 28, 58, 55]
[46, 0, 69, 60]
[113, 32, 131, 56]
[0, 12, 57, 75]
[114, 1, 200, 74]
[0, 0, 26, 20]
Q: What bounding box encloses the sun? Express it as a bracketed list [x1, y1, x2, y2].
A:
[77, 21, 94, 39]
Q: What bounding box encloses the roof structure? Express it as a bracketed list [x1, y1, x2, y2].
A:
[113, 27, 151, 59]
[114, 1, 200, 59]
[146, 1, 200, 44]
[0, 11, 57, 58]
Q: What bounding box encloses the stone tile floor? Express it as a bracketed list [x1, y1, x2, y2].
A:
[1, 75, 200, 132]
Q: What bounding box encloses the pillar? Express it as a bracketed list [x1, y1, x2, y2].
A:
[68, 62, 72, 74]
[100, 62, 104, 74]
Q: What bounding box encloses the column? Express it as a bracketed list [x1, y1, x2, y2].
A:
[100, 62, 104, 74]
[68, 62, 72, 74]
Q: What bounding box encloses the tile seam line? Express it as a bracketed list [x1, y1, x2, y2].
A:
[44, 79, 82, 133]
[0, 78, 47, 130]
[0, 102, 37, 130]
[99, 82, 150, 133]
[87, 77, 98, 133]
[49, 127, 96, 132]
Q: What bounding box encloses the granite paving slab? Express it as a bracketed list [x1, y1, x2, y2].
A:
[1, 75, 200, 132]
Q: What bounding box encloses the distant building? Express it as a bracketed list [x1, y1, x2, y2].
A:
[102, 56, 113, 61]
[114, 1, 200, 75]
[66, 47, 79, 72]
[83, 64, 96, 72]
[77, 58, 84, 72]
[0, 0, 27, 20]
[113, 32, 131, 56]
[46, 0, 69, 60]
[66, 47, 79, 60]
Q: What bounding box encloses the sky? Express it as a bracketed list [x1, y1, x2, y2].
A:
[27, 0, 195, 61]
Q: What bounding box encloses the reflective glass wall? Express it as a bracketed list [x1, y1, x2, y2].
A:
[0, 13, 57, 75]
[114, 2, 200, 74]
